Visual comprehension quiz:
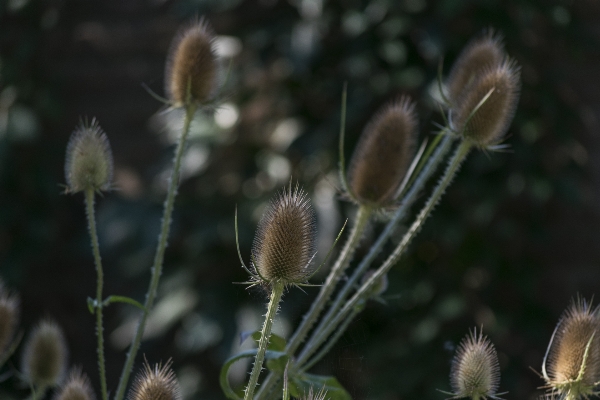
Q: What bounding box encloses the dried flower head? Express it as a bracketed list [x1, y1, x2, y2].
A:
[64, 119, 113, 194]
[542, 298, 600, 399]
[446, 31, 505, 104]
[165, 19, 219, 107]
[299, 387, 328, 400]
[347, 97, 418, 207]
[250, 183, 317, 286]
[0, 280, 19, 357]
[53, 368, 96, 400]
[450, 59, 520, 148]
[128, 360, 181, 400]
[449, 328, 501, 399]
[21, 319, 68, 388]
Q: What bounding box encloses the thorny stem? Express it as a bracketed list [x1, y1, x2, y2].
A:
[299, 140, 472, 366]
[298, 134, 453, 365]
[114, 102, 197, 400]
[244, 281, 285, 400]
[85, 188, 108, 400]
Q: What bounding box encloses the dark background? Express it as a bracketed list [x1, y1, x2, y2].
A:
[2, 0, 600, 399]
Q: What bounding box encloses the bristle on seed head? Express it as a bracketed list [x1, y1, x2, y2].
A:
[450, 59, 520, 148]
[21, 319, 68, 388]
[64, 119, 113, 194]
[450, 328, 501, 399]
[0, 279, 19, 357]
[446, 30, 505, 104]
[300, 387, 328, 400]
[165, 19, 219, 107]
[251, 183, 317, 286]
[53, 368, 96, 400]
[543, 297, 600, 399]
[348, 96, 418, 207]
[128, 359, 181, 400]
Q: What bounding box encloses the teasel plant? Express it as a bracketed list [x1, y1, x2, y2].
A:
[249, 29, 521, 400]
[541, 297, 600, 400]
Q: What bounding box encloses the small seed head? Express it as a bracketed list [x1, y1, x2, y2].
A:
[0, 280, 19, 357]
[450, 328, 501, 399]
[543, 298, 600, 398]
[165, 20, 219, 107]
[251, 184, 317, 285]
[450, 59, 521, 148]
[128, 360, 181, 400]
[348, 97, 418, 207]
[53, 368, 96, 400]
[446, 31, 505, 104]
[21, 319, 68, 388]
[64, 119, 113, 193]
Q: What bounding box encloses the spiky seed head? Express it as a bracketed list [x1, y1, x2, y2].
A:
[300, 387, 328, 400]
[543, 298, 600, 398]
[251, 184, 317, 286]
[0, 280, 19, 357]
[347, 97, 418, 207]
[21, 319, 68, 388]
[450, 59, 521, 148]
[128, 360, 181, 400]
[64, 119, 113, 194]
[446, 31, 505, 104]
[450, 328, 501, 399]
[53, 368, 96, 400]
[165, 20, 219, 107]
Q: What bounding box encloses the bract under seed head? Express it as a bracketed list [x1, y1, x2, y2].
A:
[128, 360, 181, 400]
[450, 328, 501, 399]
[543, 297, 600, 398]
[450, 59, 520, 148]
[0, 280, 19, 357]
[446, 30, 505, 104]
[348, 97, 418, 207]
[251, 184, 317, 286]
[21, 319, 68, 387]
[64, 119, 113, 194]
[54, 368, 96, 400]
[165, 19, 219, 107]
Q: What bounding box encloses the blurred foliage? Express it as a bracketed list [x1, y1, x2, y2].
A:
[1, 0, 600, 399]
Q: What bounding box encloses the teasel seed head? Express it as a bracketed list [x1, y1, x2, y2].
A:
[165, 19, 219, 107]
[446, 31, 505, 104]
[299, 387, 328, 400]
[347, 97, 418, 207]
[21, 319, 68, 388]
[450, 59, 521, 149]
[542, 297, 600, 399]
[251, 183, 317, 286]
[53, 368, 96, 400]
[128, 359, 181, 400]
[450, 328, 501, 399]
[0, 280, 20, 357]
[64, 119, 113, 194]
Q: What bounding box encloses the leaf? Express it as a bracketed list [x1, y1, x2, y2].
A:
[220, 349, 289, 400]
[291, 373, 352, 400]
[102, 295, 146, 311]
[250, 330, 287, 351]
[87, 297, 96, 314]
[265, 352, 289, 373]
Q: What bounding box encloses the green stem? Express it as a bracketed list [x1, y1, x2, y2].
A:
[245, 281, 285, 400]
[114, 103, 197, 400]
[299, 140, 472, 365]
[298, 134, 453, 364]
[85, 188, 108, 400]
[255, 206, 371, 400]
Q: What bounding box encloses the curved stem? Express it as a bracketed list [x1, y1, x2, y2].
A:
[245, 281, 285, 400]
[298, 134, 453, 365]
[114, 103, 197, 400]
[85, 188, 108, 400]
[298, 140, 472, 366]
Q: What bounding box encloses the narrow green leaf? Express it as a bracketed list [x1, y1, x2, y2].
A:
[87, 297, 96, 314]
[102, 295, 146, 311]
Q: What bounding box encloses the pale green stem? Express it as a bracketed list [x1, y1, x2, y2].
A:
[85, 188, 108, 400]
[298, 134, 453, 362]
[114, 103, 197, 400]
[298, 140, 472, 366]
[245, 281, 285, 400]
